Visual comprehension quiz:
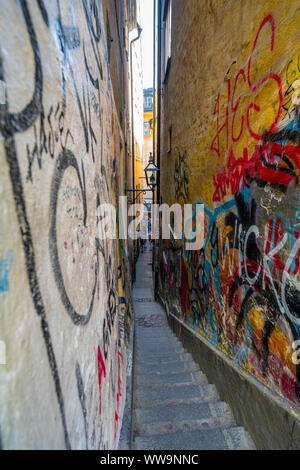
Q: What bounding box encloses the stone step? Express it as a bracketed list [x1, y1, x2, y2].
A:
[132, 289, 153, 299]
[135, 328, 177, 335]
[136, 383, 219, 408]
[136, 331, 179, 339]
[135, 343, 183, 352]
[135, 401, 231, 426]
[136, 382, 211, 404]
[136, 331, 173, 338]
[136, 352, 193, 366]
[135, 353, 186, 363]
[136, 343, 181, 351]
[136, 360, 200, 375]
[136, 337, 181, 346]
[135, 348, 187, 362]
[133, 426, 255, 450]
[136, 325, 175, 332]
[134, 402, 236, 437]
[136, 370, 206, 388]
[130, 252, 256, 450]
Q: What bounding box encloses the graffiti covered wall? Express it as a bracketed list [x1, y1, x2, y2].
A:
[0, 0, 134, 449]
[159, 0, 300, 409]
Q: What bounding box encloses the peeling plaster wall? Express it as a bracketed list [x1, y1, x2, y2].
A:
[158, 0, 300, 414]
[0, 0, 133, 450]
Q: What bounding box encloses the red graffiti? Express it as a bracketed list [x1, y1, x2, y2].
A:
[97, 345, 106, 416]
[231, 69, 246, 143]
[114, 351, 123, 442]
[181, 261, 189, 323]
[213, 147, 249, 200]
[246, 14, 282, 140]
[211, 14, 284, 199]
[213, 141, 300, 201]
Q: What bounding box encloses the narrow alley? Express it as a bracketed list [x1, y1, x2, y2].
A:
[2, 0, 300, 454]
[131, 244, 255, 450]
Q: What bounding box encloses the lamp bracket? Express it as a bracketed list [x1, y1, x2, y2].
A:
[125, 188, 154, 203]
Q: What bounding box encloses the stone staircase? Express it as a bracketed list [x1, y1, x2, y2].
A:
[131, 245, 255, 451]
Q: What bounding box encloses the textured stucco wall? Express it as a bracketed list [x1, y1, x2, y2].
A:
[143, 109, 153, 176]
[158, 0, 300, 415]
[129, 0, 144, 204]
[0, 0, 134, 450]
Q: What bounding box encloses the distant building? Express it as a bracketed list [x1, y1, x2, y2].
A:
[155, 0, 300, 450]
[143, 88, 153, 198]
[144, 88, 153, 112]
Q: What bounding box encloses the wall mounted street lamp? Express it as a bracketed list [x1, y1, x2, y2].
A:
[125, 153, 160, 203]
[144, 152, 159, 189]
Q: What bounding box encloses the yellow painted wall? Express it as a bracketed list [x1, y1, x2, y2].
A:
[143, 109, 153, 193]
[159, 0, 300, 406]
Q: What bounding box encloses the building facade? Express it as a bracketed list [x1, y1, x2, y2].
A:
[0, 0, 143, 449]
[143, 88, 154, 208]
[156, 0, 300, 448]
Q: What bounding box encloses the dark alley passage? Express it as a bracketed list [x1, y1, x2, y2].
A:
[131, 245, 255, 450]
[2, 0, 300, 452]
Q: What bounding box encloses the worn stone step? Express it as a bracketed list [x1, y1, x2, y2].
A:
[136, 329, 177, 335]
[136, 338, 182, 345]
[136, 342, 181, 350]
[135, 331, 173, 338]
[136, 383, 219, 408]
[135, 352, 186, 363]
[136, 342, 181, 351]
[136, 325, 173, 331]
[134, 402, 235, 437]
[136, 346, 182, 356]
[133, 425, 254, 450]
[136, 370, 206, 388]
[135, 353, 186, 364]
[135, 401, 230, 425]
[136, 332, 175, 339]
[136, 352, 193, 366]
[132, 288, 153, 299]
[136, 360, 200, 375]
[136, 329, 178, 337]
[136, 331, 179, 339]
[136, 382, 211, 404]
[137, 331, 178, 336]
[136, 338, 182, 346]
[130, 249, 256, 451]
[135, 348, 187, 362]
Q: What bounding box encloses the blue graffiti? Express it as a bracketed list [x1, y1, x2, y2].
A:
[183, 200, 239, 342]
[0, 250, 14, 294]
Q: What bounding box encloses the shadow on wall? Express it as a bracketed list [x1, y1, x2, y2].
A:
[159, 12, 300, 409]
[0, 0, 132, 450]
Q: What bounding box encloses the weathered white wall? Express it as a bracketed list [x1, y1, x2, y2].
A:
[0, 0, 132, 450]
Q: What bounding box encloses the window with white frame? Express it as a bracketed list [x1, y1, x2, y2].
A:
[144, 95, 153, 110]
